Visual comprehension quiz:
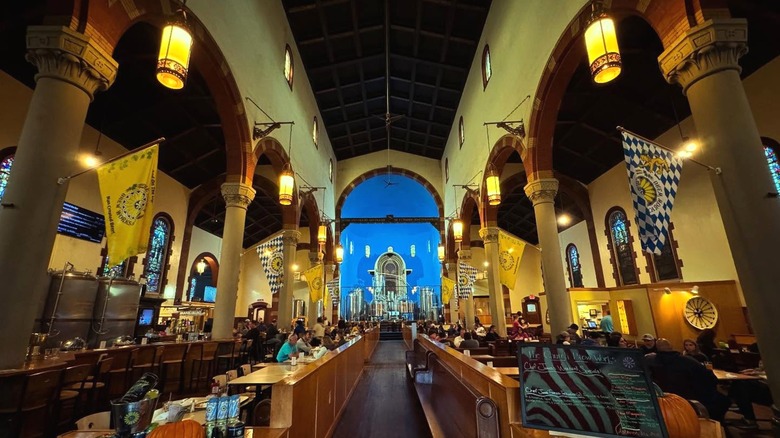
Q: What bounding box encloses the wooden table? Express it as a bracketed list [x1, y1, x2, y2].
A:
[60, 428, 289, 437]
[229, 364, 299, 386]
[712, 369, 766, 381]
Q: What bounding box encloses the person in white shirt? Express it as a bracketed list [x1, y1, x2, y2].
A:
[296, 330, 313, 354]
[475, 324, 487, 338]
[453, 328, 466, 348]
[312, 317, 326, 338]
[309, 337, 328, 359]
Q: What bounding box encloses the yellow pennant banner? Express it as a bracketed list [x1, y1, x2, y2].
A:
[97, 144, 159, 265]
[304, 264, 324, 302]
[441, 276, 455, 304]
[498, 229, 526, 288]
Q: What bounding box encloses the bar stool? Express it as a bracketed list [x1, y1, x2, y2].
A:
[238, 339, 253, 365]
[80, 356, 114, 414]
[216, 341, 237, 373]
[106, 347, 136, 400]
[192, 342, 218, 392]
[158, 343, 188, 399]
[183, 343, 203, 394]
[131, 345, 163, 382]
[57, 364, 92, 433]
[0, 369, 62, 437]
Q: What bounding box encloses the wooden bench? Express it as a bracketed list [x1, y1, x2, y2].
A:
[412, 353, 500, 438]
[454, 346, 490, 356]
[404, 339, 434, 379]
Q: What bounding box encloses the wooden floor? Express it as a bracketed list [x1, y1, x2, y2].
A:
[331, 341, 432, 438]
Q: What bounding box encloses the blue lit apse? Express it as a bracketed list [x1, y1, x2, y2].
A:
[340, 175, 441, 320]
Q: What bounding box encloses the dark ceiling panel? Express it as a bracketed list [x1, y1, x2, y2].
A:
[283, 0, 491, 161]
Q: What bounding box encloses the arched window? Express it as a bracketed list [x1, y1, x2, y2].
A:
[143, 213, 174, 294]
[458, 116, 465, 149]
[606, 207, 638, 286]
[565, 244, 583, 288]
[0, 148, 16, 202]
[763, 138, 780, 194]
[284, 44, 294, 89]
[312, 116, 319, 148]
[481, 44, 492, 89]
[645, 224, 682, 282]
[98, 244, 136, 278]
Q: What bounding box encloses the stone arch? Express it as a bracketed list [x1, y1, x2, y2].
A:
[524, 0, 720, 179]
[48, 0, 252, 183]
[335, 166, 444, 224]
[298, 189, 321, 252]
[459, 189, 481, 250]
[253, 136, 298, 228]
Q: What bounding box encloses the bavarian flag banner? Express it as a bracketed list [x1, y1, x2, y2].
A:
[441, 276, 455, 304]
[498, 229, 526, 288]
[304, 264, 324, 302]
[97, 144, 158, 264]
[621, 129, 683, 255]
[257, 233, 285, 294]
[458, 261, 478, 299]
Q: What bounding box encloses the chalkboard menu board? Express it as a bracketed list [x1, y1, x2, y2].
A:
[518, 344, 668, 438]
[57, 202, 105, 243]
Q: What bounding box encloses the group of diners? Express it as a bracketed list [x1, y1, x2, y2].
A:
[236, 316, 372, 364]
[419, 319, 500, 347]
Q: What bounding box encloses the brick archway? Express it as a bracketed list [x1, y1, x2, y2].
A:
[482, 134, 525, 226]
[49, 0, 252, 183]
[524, 0, 721, 180]
[254, 136, 299, 228]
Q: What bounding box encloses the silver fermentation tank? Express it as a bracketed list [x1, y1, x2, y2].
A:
[88, 277, 142, 348]
[348, 289, 363, 321]
[37, 270, 99, 349]
[419, 287, 436, 321]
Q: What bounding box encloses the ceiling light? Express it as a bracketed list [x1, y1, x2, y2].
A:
[156, 10, 193, 90]
[557, 214, 571, 226]
[196, 258, 207, 275]
[584, 2, 622, 84]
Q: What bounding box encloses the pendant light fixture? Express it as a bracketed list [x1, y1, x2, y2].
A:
[318, 224, 327, 246]
[484, 124, 501, 206]
[279, 124, 295, 206]
[196, 258, 207, 275]
[437, 244, 445, 262]
[584, 1, 622, 84]
[453, 218, 464, 243]
[335, 244, 344, 263]
[157, 1, 193, 90]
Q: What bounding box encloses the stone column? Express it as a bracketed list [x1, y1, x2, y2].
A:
[525, 178, 571, 335]
[457, 249, 475, 330]
[479, 227, 508, 336]
[0, 27, 117, 368]
[278, 230, 301, 331]
[446, 262, 459, 324]
[660, 18, 780, 404]
[324, 263, 336, 324]
[211, 183, 255, 339]
[307, 251, 322, 327]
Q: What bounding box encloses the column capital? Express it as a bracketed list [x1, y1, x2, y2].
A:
[221, 182, 256, 209]
[308, 251, 323, 266]
[479, 227, 500, 244]
[457, 249, 472, 261]
[524, 178, 559, 206]
[25, 26, 118, 100]
[281, 229, 301, 246]
[659, 18, 748, 94]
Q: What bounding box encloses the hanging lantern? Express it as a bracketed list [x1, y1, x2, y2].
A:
[437, 244, 445, 262]
[584, 4, 621, 84]
[485, 164, 501, 206]
[156, 16, 193, 90]
[279, 163, 295, 206]
[317, 224, 327, 245]
[196, 258, 207, 275]
[335, 245, 344, 263]
[453, 219, 464, 243]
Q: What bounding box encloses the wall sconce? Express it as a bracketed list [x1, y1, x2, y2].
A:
[584, 0, 622, 84]
[156, 4, 193, 90]
[691, 285, 699, 294]
[196, 258, 207, 275]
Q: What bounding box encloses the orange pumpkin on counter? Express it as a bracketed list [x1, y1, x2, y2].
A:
[654, 384, 701, 438]
[148, 419, 205, 438]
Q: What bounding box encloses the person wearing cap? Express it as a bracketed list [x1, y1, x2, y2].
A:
[566, 324, 582, 344]
[640, 334, 658, 355]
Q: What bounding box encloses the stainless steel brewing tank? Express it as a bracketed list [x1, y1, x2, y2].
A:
[37, 271, 99, 349]
[88, 277, 142, 348]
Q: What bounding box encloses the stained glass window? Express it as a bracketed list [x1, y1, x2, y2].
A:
[143, 215, 173, 293]
[608, 208, 638, 285]
[284, 44, 294, 89]
[101, 256, 127, 278]
[765, 146, 780, 194]
[566, 244, 583, 288]
[482, 45, 492, 88]
[651, 233, 681, 281]
[0, 155, 14, 202]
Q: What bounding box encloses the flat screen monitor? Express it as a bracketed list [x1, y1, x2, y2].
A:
[518, 344, 668, 437]
[204, 286, 217, 303]
[526, 303, 537, 312]
[138, 308, 154, 326]
[57, 202, 105, 243]
[587, 320, 598, 329]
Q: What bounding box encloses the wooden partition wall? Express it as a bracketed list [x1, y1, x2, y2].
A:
[257, 328, 379, 438]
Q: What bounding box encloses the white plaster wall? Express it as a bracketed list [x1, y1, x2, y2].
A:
[557, 220, 598, 288]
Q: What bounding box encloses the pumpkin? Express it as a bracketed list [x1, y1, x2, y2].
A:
[654, 384, 701, 438]
[148, 419, 205, 438]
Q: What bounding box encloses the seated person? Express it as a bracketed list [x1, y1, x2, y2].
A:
[296, 330, 313, 354]
[276, 333, 300, 362]
[556, 331, 571, 345]
[484, 325, 499, 342]
[459, 332, 480, 349]
[567, 324, 582, 344]
[640, 334, 658, 355]
[682, 338, 709, 364]
[645, 339, 730, 422]
[309, 337, 329, 360]
[475, 323, 487, 338]
[322, 335, 336, 351]
[453, 328, 466, 348]
[606, 332, 628, 348]
[580, 331, 601, 346]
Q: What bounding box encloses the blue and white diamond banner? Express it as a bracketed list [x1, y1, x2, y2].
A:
[256, 233, 285, 294]
[457, 261, 479, 299]
[621, 130, 683, 255]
